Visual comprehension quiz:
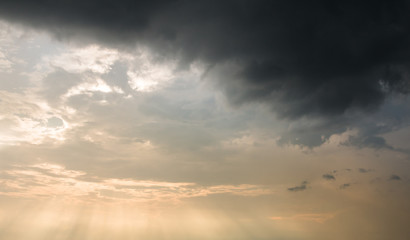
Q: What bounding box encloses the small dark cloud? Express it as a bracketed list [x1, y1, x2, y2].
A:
[358, 168, 372, 173]
[389, 174, 402, 181]
[288, 181, 308, 192]
[339, 183, 351, 189]
[322, 174, 335, 180]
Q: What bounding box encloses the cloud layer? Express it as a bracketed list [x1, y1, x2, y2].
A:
[0, 0, 409, 120]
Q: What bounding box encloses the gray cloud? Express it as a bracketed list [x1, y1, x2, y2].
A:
[339, 183, 351, 189]
[288, 181, 308, 192]
[358, 168, 372, 173]
[344, 135, 393, 150]
[340, 100, 410, 151]
[322, 174, 336, 180]
[40, 69, 83, 104]
[389, 174, 402, 181]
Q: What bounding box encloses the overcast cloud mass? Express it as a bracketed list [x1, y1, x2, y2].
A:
[0, 1, 410, 240]
[1, 0, 410, 114]
[0, 0, 410, 148]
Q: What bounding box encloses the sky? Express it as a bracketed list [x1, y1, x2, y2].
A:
[0, 1, 410, 239]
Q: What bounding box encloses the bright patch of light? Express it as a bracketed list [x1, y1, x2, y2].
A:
[42, 45, 119, 74]
[0, 91, 69, 146]
[127, 71, 160, 92]
[126, 48, 176, 92]
[65, 78, 123, 97]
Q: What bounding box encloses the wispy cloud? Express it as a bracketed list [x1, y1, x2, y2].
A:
[270, 212, 337, 224]
[0, 163, 274, 203]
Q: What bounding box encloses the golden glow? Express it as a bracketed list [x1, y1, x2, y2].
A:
[0, 163, 273, 203]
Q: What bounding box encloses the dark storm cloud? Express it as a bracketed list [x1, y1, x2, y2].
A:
[0, 0, 410, 120]
[288, 181, 308, 192]
[322, 174, 336, 180]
